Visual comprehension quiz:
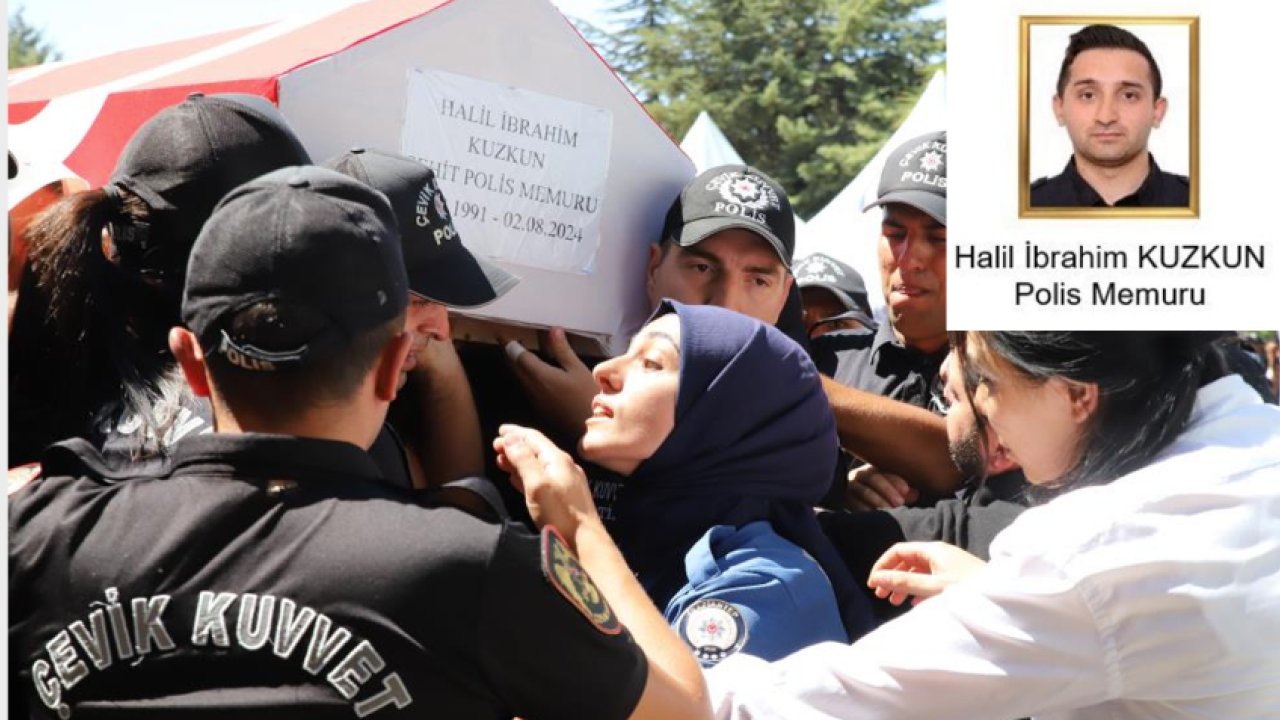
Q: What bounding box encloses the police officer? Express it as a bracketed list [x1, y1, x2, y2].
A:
[8, 92, 312, 471]
[793, 252, 877, 339]
[9, 167, 708, 719]
[811, 132, 1015, 505]
[323, 147, 519, 490]
[812, 131, 950, 418]
[810, 134, 1032, 623]
[1030, 24, 1189, 208]
[804, 133, 962, 494]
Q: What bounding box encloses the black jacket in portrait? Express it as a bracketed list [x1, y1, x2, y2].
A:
[1031, 154, 1189, 208]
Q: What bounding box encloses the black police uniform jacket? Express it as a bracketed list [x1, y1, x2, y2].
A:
[1030, 154, 1189, 208]
[9, 434, 647, 719]
[810, 321, 948, 412]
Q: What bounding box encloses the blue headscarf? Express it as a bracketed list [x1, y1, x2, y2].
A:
[611, 301, 873, 639]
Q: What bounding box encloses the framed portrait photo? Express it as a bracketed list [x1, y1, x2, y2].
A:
[1019, 16, 1199, 218]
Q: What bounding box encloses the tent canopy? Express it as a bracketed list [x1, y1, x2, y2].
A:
[8, 0, 694, 353]
[679, 111, 745, 172]
[8, 0, 455, 190]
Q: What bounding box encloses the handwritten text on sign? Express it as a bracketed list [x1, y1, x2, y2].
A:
[402, 68, 613, 275]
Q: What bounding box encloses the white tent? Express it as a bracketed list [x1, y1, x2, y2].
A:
[679, 111, 744, 171]
[679, 110, 808, 232]
[794, 70, 946, 314]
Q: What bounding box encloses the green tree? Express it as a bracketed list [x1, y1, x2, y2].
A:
[606, 0, 943, 217]
[600, 0, 680, 103]
[9, 8, 61, 69]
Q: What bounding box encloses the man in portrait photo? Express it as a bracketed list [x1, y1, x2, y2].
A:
[1030, 23, 1190, 208]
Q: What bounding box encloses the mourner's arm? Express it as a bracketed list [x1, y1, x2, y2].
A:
[504, 327, 597, 444]
[496, 424, 712, 720]
[405, 335, 486, 488]
[822, 376, 962, 497]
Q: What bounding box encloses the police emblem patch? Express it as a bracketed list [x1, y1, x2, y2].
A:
[919, 150, 943, 173]
[675, 598, 748, 666]
[540, 526, 622, 635]
[706, 171, 780, 212]
[798, 256, 843, 284]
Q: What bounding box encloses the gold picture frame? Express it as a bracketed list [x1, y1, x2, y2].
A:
[1018, 16, 1200, 219]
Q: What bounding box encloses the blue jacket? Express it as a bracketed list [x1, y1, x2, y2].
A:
[664, 521, 847, 666]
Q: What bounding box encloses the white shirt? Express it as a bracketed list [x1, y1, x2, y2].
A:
[708, 376, 1280, 719]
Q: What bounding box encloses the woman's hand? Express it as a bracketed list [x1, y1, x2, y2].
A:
[867, 541, 987, 606]
[494, 424, 598, 544]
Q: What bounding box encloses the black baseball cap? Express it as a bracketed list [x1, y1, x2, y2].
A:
[107, 92, 312, 276]
[322, 148, 518, 308]
[864, 131, 946, 225]
[794, 253, 876, 328]
[182, 166, 409, 371]
[661, 164, 795, 267]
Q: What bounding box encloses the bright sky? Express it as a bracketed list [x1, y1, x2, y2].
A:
[15, 0, 940, 66]
[15, 0, 620, 64]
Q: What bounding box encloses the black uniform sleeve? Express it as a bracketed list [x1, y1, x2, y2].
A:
[476, 524, 648, 720]
[818, 499, 1029, 620]
[886, 482, 1028, 561]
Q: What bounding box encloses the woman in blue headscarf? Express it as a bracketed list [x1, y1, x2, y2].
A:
[505, 300, 873, 665]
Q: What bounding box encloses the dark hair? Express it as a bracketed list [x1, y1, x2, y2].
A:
[949, 331, 1223, 497]
[204, 302, 404, 427]
[8, 187, 193, 465]
[1056, 24, 1163, 100]
[655, 235, 679, 261]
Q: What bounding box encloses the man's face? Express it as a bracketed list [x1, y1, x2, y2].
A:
[646, 227, 793, 325]
[877, 204, 946, 352]
[800, 287, 866, 338]
[400, 295, 449, 379]
[405, 295, 449, 346]
[941, 352, 985, 479]
[1053, 48, 1168, 170]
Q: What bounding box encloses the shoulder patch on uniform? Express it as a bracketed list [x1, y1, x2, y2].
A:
[8, 463, 42, 495]
[540, 526, 622, 635]
[675, 598, 748, 666]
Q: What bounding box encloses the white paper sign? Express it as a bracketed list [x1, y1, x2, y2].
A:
[402, 68, 613, 275]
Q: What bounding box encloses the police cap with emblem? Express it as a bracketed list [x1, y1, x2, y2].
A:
[793, 252, 876, 329]
[323, 148, 518, 308]
[865, 130, 947, 225]
[182, 166, 409, 371]
[662, 164, 796, 267]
